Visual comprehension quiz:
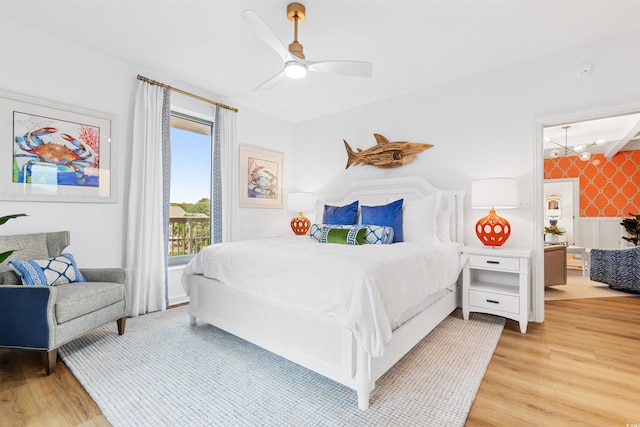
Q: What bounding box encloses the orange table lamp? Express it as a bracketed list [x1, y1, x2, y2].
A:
[288, 192, 314, 235]
[471, 178, 517, 247]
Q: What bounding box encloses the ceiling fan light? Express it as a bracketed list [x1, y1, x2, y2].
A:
[573, 144, 586, 153]
[579, 152, 591, 161]
[284, 62, 307, 79]
[550, 149, 560, 158]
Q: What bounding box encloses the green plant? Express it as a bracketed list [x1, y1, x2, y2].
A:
[0, 214, 27, 264]
[620, 213, 639, 246]
[544, 225, 565, 235]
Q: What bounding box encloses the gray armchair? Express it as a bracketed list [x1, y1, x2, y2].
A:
[0, 231, 126, 374]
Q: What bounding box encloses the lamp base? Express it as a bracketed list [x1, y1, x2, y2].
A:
[290, 212, 311, 235]
[475, 209, 511, 247]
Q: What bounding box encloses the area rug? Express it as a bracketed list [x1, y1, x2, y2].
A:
[59, 306, 504, 427]
[545, 272, 638, 301]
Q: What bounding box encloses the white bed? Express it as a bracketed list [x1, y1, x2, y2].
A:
[182, 176, 464, 410]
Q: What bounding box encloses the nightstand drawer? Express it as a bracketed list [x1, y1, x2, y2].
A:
[469, 254, 520, 271]
[469, 289, 519, 314]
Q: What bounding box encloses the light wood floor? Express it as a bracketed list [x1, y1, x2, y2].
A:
[2, 296, 639, 426]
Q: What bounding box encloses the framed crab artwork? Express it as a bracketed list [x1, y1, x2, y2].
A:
[0, 90, 116, 202]
[238, 145, 283, 208]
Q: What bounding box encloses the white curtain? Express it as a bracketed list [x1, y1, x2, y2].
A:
[214, 106, 238, 243]
[125, 81, 169, 316]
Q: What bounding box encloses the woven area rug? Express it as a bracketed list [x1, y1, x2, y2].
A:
[545, 270, 638, 301]
[59, 306, 504, 426]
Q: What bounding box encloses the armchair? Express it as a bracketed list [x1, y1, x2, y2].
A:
[544, 244, 567, 286]
[590, 246, 640, 293]
[0, 231, 126, 374]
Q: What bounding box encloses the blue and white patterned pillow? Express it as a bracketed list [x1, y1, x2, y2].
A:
[309, 224, 350, 241]
[8, 253, 86, 286]
[310, 224, 394, 245]
[361, 225, 394, 245]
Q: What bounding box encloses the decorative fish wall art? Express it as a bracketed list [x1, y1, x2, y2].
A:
[343, 134, 434, 169]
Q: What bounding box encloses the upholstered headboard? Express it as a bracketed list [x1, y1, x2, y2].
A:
[314, 176, 464, 244]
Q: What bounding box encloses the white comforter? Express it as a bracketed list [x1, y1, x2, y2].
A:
[182, 237, 461, 357]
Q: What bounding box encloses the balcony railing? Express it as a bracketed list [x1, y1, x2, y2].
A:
[169, 217, 210, 256]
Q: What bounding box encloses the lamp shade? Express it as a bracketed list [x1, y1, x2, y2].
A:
[472, 178, 517, 247]
[287, 192, 314, 212]
[471, 178, 517, 209]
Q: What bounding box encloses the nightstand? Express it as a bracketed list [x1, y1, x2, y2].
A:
[462, 246, 532, 333]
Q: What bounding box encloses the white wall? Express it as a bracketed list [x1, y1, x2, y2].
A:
[2, 14, 638, 316]
[578, 218, 630, 249]
[292, 31, 640, 322]
[0, 17, 295, 306]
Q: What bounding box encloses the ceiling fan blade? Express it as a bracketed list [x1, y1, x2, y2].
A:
[253, 69, 286, 92]
[241, 9, 288, 61]
[307, 60, 373, 78]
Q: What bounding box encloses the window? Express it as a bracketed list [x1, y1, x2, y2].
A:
[168, 112, 213, 265]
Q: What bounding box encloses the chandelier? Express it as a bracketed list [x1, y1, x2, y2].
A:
[544, 125, 607, 161]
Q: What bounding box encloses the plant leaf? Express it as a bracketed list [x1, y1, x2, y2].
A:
[0, 250, 14, 264]
[0, 213, 27, 226]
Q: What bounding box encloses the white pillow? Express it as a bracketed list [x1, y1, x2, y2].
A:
[436, 199, 452, 242]
[314, 198, 324, 224]
[403, 192, 441, 243]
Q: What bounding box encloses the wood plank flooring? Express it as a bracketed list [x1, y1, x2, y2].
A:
[1, 296, 639, 426]
[467, 296, 640, 426]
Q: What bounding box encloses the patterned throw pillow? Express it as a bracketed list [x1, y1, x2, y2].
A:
[361, 225, 394, 245]
[310, 224, 394, 245]
[8, 253, 86, 286]
[310, 224, 349, 241]
[320, 226, 367, 245]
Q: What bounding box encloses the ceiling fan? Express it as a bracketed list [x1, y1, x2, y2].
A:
[241, 2, 373, 91]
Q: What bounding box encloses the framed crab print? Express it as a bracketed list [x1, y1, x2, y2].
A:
[0, 90, 116, 203]
[238, 144, 283, 208]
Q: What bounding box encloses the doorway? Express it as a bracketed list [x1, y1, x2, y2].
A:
[543, 178, 579, 246]
[536, 107, 640, 309]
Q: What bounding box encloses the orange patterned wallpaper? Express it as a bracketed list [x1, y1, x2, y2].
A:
[544, 150, 640, 217]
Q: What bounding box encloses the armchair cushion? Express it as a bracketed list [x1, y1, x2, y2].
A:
[3, 271, 21, 285]
[55, 281, 125, 324]
[9, 253, 86, 286]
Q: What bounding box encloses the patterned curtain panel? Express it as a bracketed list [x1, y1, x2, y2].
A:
[214, 105, 238, 243]
[125, 81, 170, 316]
[161, 89, 171, 307]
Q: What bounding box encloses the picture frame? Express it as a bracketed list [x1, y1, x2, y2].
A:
[238, 144, 283, 209]
[0, 90, 116, 203]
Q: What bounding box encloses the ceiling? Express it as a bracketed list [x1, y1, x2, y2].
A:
[544, 113, 640, 160]
[2, 1, 639, 124]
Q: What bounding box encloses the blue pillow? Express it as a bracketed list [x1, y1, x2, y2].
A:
[361, 199, 404, 242]
[323, 200, 358, 225]
[8, 253, 86, 286]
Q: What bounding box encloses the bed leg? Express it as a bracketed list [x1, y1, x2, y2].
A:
[355, 345, 371, 410]
[357, 390, 370, 410]
[189, 315, 196, 325]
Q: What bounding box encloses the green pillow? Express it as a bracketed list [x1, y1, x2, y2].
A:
[323, 227, 367, 245]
